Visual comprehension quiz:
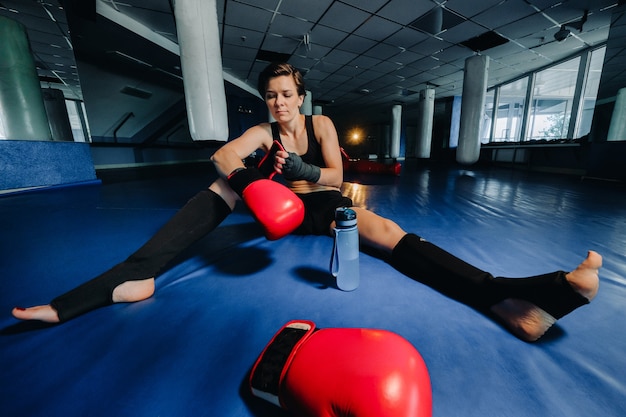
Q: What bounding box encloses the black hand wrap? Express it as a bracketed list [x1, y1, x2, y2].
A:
[283, 153, 321, 183]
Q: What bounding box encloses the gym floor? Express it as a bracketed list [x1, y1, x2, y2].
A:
[1, 161, 625, 416]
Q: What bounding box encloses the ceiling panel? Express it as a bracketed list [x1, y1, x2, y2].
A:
[310, 25, 349, 48]
[318, 2, 371, 33]
[496, 12, 556, 38]
[434, 44, 474, 62]
[385, 27, 430, 49]
[354, 15, 403, 41]
[261, 33, 299, 54]
[484, 41, 527, 59]
[277, 0, 333, 22]
[377, 0, 435, 25]
[392, 50, 426, 66]
[408, 56, 443, 71]
[233, 0, 279, 11]
[224, 2, 272, 31]
[439, 20, 488, 44]
[471, 0, 537, 28]
[364, 42, 404, 61]
[527, 0, 570, 10]
[412, 36, 455, 55]
[222, 25, 264, 49]
[324, 48, 359, 65]
[268, 13, 314, 37]
[444, 0, 505, 18]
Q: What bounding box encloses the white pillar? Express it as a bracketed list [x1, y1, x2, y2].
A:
[607, 87, 626, 141]
[300, 90, 313, 115]
[174, 0, 228, 141]
[457, 55, 489, 165]
[390, 104, 402, 158]
[416, 88, 435, 158]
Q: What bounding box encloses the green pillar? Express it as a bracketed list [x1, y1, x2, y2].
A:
[0, 15, 51, 140]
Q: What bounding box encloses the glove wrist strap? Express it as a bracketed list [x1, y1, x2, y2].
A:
[227, 167, 263, 197]
[249, 320, 317, 407]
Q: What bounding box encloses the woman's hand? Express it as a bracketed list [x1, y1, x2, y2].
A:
[280, 152, 321, 183]
[273, 150, 287, 174]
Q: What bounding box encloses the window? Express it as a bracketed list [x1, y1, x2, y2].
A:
[481, 89, 494, 144]
[527, 57, 581, 141]
[65, 99, 89, 142]
[493, 78, 528, 142]
[575, 46, 606, 138]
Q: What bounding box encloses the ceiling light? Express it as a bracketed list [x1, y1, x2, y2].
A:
[554, 26, 570, 42]
[554, 10, 588, 42]
[461, 30, 509, 52]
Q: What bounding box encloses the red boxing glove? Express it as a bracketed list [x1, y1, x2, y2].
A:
[250, 320, 432, 417]
[228, 168, 304, 240]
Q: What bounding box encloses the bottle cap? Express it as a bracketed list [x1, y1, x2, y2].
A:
[335, 207, 357, 227]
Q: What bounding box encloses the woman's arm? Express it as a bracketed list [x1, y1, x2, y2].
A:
[211, 124, 274, 177]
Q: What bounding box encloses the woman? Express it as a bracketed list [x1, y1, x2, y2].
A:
[13, 63, 601, 342]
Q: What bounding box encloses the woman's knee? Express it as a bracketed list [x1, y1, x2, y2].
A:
[352, 207, 405, 249]
[209, 178, 238, 210]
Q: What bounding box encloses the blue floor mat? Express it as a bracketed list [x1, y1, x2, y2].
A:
[1, 162, 625, 417]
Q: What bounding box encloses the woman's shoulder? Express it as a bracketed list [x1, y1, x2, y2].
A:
[236, 122, 274, 150]
[311, 114, 335, 131]
[311, 114, 332, 123]
[248, 121, 272, 132]
[241, 122, 273, 139]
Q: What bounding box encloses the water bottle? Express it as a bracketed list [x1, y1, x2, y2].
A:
[330, 207, 359, 291]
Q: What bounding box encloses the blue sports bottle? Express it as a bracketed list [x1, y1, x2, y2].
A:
[330, 207, 359, 291]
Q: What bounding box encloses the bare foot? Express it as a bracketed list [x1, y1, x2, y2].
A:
[11, 278, 156, 323]
[12, 305, 61, 323]
[491, 251, 602, 342]
[564, 251, 601, 301]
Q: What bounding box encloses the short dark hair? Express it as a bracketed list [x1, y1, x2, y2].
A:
[257, 62, 306, 98]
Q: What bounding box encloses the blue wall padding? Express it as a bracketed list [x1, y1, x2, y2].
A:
[0, 140, 97, 190]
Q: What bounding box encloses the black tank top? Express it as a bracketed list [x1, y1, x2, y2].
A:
[270, 115, 325, 168]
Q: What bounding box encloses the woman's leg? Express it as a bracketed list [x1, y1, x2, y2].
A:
[352, 207, 601, 342]
[12, 179, 237, 323]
